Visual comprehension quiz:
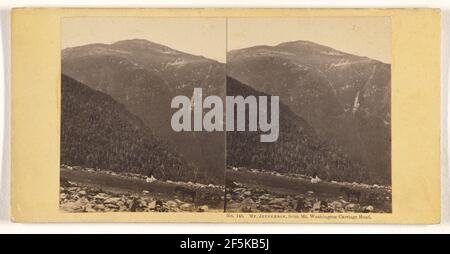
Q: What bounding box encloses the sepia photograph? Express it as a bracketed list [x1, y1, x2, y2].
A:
[59, 16, 391, 214]
[225, 17, 392, 213]
[60, 17, 227, 213]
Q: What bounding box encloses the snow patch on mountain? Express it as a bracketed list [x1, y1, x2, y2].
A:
[329, 59, 352, 68]
[320, 50, 345, 56]
[166, 58, 187, 67]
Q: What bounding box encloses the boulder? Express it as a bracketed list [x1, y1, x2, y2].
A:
[85, 205, 96, 213]
[269, 198, 286, 206]
[259, 194, 271, 201]
[118, 205, 128, 212]
[148, 201, 157, 210]
[240, 198, 256, 212]
[169, 207, 181, 212]
[139, 200, 148, 208]
[105, 203, 119, 209]
[331, 201, 344, 209]
[240, 205, 253, 212]
[104, 197, 121, 204]
[198, 205, 209, 212]
[94, 204, 105, 211]
[345, 203, 360, 211]
[242, 197, 255, 204]
[166, 200, 178, 208]
[94, 193, 109, 201]
[67, 187, 79, 192]
[363, 205, 374, 213]
[258, 205, 272, 212]
[267, 204, 284, 212]
[60, 197, 89, 212]
[180, 203, 194, 212]
[339, 199, 349, 204]
[312, 201, 321, 211]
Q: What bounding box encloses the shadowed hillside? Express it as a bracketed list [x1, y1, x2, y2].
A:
[228, 41, 391, 184]
[60, 74, 206, 183]
[226, 77, 377, 184]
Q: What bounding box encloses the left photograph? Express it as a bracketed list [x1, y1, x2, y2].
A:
[59, 17, 226, 213]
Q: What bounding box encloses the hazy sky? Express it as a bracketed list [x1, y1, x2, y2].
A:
[227, 17, 391, 63]
[62, 17, 227, 62]
[63, 17, 390, 64]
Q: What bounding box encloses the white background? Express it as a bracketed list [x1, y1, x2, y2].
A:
[0, 0, 449, 234]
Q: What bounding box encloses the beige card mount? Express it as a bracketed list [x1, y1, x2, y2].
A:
[11, 9, 440, 223]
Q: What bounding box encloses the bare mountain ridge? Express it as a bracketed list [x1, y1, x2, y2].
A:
[62, 39, 224, 95]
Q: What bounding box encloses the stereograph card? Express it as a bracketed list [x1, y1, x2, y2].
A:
[11, 9, 441, 223]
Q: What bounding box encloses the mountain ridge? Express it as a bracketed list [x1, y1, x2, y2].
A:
[228, 40, 385, 65]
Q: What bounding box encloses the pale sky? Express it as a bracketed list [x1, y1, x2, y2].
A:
[62, 17, 227, 62]
[228, 17, 391, 63]
[63, 17, 390, 64]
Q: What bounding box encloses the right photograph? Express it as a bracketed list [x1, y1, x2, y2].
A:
[225, 17, 392, 213]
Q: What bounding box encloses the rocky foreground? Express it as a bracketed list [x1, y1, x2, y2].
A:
[225, 183, 388, 213]
[60, 181, 212, 213]
[59, 165, 390, 213]
[60, 180, 388, 213]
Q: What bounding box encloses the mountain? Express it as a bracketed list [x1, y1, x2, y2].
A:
[226, 77, 372, 183]
[228, 40, 391, 184]
[62, 39, 225, 181]
[62, 39, 225, 96]
[60, 74, 204, 182]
